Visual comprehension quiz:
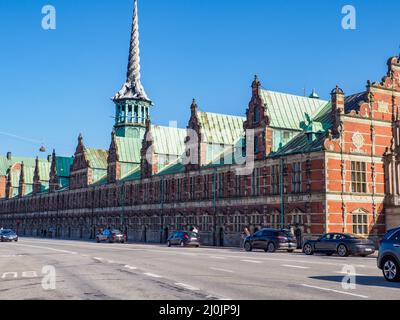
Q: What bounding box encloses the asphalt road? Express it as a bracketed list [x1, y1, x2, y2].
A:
[0, 238, 398, 300]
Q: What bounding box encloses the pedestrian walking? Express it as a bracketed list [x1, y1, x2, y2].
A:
[241, 227, 251, 249]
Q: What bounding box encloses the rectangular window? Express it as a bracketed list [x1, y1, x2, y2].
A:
[218, 173, 224, 198]
[352, 214, 368, 235]
[351, 162, 367, 193]
[235, 175, 241, 197]
[292, 162, 302, 193]
[271, 165, 280, 195]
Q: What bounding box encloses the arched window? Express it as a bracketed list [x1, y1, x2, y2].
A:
[270, 209, 280, 229]
[352, 209, 369, 235]
[291, 208, 304, 225]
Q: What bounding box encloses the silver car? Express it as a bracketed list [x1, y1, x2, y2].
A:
[377, 227, 400, 282]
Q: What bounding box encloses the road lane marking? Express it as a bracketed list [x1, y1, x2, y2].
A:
[124, 265, 137, 270]
[335, 271, 367, 277]
[93, 257, 104, 261]
[16, 244, 77, 255]
[301, 284, 368, 299]
[241, 260, 262, 264]
[144, 273, 163, 278]
[175, 283, 200, 291]
[19, 239, 376, 269]
[209, 267, 235, 273]
[282, 265, 310, 269]
[211, 256, 227, 260]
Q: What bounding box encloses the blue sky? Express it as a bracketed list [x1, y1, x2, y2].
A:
[0, 0, 399, 157]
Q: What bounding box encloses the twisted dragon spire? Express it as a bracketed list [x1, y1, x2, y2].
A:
[114, 0, 150, 102]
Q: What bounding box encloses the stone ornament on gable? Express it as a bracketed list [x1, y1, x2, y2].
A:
[352, 132, 365, 152]
[377, 101, 389, 114]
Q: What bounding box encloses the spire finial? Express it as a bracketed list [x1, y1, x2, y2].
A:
[114, 0, 150, 102]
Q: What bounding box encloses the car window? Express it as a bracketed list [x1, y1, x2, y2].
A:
[262, 230, 271, 236]
[333, 234, 345, 240]
[254, 231, 263, 237]
[385, 229, 400, 241]
[390, 231, 400, 242]
[321, 234, 332, 240]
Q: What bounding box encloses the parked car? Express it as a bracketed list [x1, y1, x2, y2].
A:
[167, 231, 200, 247]
[303, 233, 375, 257]
[377, 227, 400, 282]
[0, 229, 18, 242]
[96, 229, 126, 243]
[244, 228, 297, 253]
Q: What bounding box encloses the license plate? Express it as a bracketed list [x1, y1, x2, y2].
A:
[365, 248, 372, 252]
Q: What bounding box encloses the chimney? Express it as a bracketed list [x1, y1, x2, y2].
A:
[6, 152, 11, 160]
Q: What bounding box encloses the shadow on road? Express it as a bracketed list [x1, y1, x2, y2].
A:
[309, 275, 400, 289]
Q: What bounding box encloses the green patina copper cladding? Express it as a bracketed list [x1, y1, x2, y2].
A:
[84, 148, 108, 185]
[150, 125, 186, 156]
[114, 100, 151, 139]
[0, 156, 44, 176]
[116, 136, 142, 163]
[197, 111, 246, 145]
[55, 156, 73, 179]
[260, 90, 329, 130]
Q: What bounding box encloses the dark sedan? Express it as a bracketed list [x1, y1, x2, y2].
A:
[0, 229, 18, 242]
[167, 231, 200, 247]
[303, 233, 375, 257]
[244, 228, 297, 253]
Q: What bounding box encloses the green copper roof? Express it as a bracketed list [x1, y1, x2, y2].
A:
[116, 137, 141, 164]
[151, 125, 186, 156]
[270, 131, 326, 157]
[122, 166, 141, 181]
[260, 90, 329, 130]
[197, 111, 245, 145]
[84, 148, 108, 169]
[0, 156, 47, 176]
[56, 156, 73, 178]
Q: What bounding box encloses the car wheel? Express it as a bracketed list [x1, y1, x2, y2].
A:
[303, 243, 314, 255]
[180, 241, 185, 247]
[96, 238, 100, 243]
[267, 242, 276, 253]
[383, 258, 400, 282]
[244, 242, 252, 252]
[337, 244, 349, 257]
[15, 239, 18, 242]
[167, 241, 171, 247]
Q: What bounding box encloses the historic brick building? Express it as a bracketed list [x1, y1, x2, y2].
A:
[0, 0, 399, 246]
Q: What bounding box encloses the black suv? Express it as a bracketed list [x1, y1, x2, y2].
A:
[378, 227, 400, 282]
[244, 228, 297, 253]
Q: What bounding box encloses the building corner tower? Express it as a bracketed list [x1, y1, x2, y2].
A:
[112, 0, 152, 139]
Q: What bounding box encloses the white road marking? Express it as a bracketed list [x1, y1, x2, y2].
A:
[93, 257, 104, 261]
[175, 283, 200, 291]
[144, 273, 162, 278]
[282, 265, 310, 269]
[16, 244, 77, 255]
[241, 259, 262, 264]
[335, 271, 367, 277]
[124, 265, 137, 270]
[211, 256, 226, 260]
[301, 284, 369, 299]
[209, 267, 235, 273]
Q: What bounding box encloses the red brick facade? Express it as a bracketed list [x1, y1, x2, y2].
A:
[1, 56, 400, 246]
